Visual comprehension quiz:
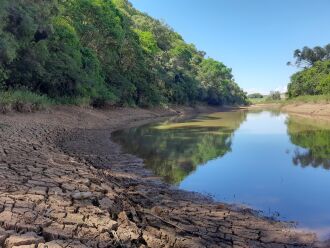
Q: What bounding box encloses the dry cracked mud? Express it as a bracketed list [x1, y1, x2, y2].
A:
[0, 106, 327, 248]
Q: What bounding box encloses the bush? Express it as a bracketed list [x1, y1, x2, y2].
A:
[0, 90, 52, 113]
[268, 91, 281, 101]
[248, 93, 263, 99]
[288, 61, 330, 98]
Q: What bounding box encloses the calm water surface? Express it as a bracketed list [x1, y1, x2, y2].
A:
[112, 110, 330, 238]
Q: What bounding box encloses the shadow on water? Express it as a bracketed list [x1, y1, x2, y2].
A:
[112, 111, 247, 184]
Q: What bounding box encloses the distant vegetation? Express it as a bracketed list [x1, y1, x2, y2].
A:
[248, 43, 330, 105]
[250, 93, 330, 105]
[287, 44, 330, 98]
[248, 91, 283, 104]
[268, 91, 281, 101]
[285, 94, 330, 104]
[0, 0, 247, 110]
[248, 93, 264, 99]
[287, 44, 330, 68]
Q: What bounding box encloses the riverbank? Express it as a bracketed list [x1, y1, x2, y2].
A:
[0, 105, 325, 247]
[249, 102, 330, 121]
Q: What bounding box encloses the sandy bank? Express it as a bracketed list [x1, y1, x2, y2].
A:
[249, 102, 330, 121]
[281, 103, 330, 121]
[0, 105, 326, 247]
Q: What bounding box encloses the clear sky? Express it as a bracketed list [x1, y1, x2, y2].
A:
[130, 0, 330, 94]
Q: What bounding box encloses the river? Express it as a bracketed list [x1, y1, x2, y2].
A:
[112, 109, 330, 239]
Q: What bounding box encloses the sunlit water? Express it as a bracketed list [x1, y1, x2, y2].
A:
[112, 110, 330, 238]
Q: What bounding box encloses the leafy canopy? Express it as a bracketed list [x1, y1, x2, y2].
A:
[0, 0, 247, 107]
[287, 43, 330, 98]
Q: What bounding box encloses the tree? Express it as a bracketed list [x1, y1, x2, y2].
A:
[288, 60, 330, 97]
[248, 93, 263, 99]
[0, 0, 247, 107]
[287, 44, 330, 68]
[197, 58, 246, 105]
[268, 91, 281, 100]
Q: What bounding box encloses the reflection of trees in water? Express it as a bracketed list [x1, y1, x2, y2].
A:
[112, 111, 247, 184]
[287, 118, 330, 170]
[248, 108, 282, 117]
[293, 149, 330, 169]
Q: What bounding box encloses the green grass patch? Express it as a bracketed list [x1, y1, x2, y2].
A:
[249, 94, 330, 106]
[0, 90, 53, 113]
[0, 90, 117, 113]
[285, 94, 330, 104]
[248, 97, 285, 105]
[248, 98, 267, 104]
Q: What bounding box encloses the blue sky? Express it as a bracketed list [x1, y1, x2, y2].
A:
[130, 0, 330, 94]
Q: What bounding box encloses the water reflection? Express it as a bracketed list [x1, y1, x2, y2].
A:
[113, 110, 330, 236]
[112, 111, 247, 184]
[287, 116, 330, 169]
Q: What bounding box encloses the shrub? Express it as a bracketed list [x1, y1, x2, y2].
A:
[0, 90, 52, 113]
[288, 60, 330, 98]
[268, 91, 281, 101]
[248, 93, 264, 99]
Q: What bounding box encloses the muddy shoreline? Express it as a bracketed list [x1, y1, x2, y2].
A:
[0, 105, 326, 247]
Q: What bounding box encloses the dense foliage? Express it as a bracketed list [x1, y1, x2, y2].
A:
[0, 0, 247, 107]
[287, 44, 330, 98]
[288, 60, 330, 97]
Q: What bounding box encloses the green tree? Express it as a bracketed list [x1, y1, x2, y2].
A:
[197, 58, 246, 105]
[268, 91, 281, 100]
[288, 44, 330, 68]
[288, 60, 330, 97]
[0, 0, 247, 107]
[248, 93, 264, 99]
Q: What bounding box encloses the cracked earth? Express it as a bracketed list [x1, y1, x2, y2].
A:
[0, 106, 326, 247]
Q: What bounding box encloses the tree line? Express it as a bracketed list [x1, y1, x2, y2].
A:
[287, 43, 330, 98]
[0, 0, 247, 107]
